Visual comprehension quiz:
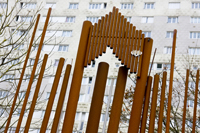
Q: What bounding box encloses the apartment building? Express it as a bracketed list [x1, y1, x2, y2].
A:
[0, 0, 200, 132]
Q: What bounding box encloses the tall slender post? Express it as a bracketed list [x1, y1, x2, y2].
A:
[192, 70, 199, 133]
[4, 14, 40, 133]
[140, 76, 153, 133]
[182, 69, 189, 133]
[166, 29, 177, 132]
[24, 54, 48, 133]
[157, 71, 167, 133]
[62, 21, 92, 133]
[128, 38, 153, 133]
[86, 62, 109, 133]
[107, 66, 128, 133]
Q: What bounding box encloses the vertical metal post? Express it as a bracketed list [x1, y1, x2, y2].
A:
[128, 38, 153, 133]
[62, 21, 92, 133]
[182, 69, 189, 133]
[86, 62, 109, 133]
[107, 67, 128, 133]
[4, 14, 41, 133]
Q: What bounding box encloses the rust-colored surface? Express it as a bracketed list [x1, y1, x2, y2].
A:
[113, 13, 121, 53]
[100, 15, 107, 55]
[107, 66, 128, 133]
[4, 14, 41, 133]
[128, 38, 153, 133]
[103, 12, 111, 53]
[157, 71, 167, 133]
[148, 74, 159, 133]
[137, 34, 145, 77]
[15, 8, 52, 133]
[92, 19, 100, 60]
[51, 65, 72, 133]
[130, 30, 138, 73]
[24, 54, 48, 133]
[182, 69, 189, 133]
[110, 8, 118, 48]
[62, 21, 92, 133]
[140, 76, 152, 133]
[86, 62, 109, 133]
[134, 30, 142, 73]
[108, 7, 116, 47]
[192, 70, 199, 133]
[166, 29, 177, 133]
[89, 24, 96, 62]
[96, 16, 104, 56]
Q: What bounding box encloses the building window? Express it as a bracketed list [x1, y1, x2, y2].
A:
[58, 45, 69, 52]
[166, 31, 174, 38]
[86, 17, 100, 24]
[20, 3, 36, 9]
[0, 3, 7, 8]
[191, 17, 200, 23]
[7, 58, 19, 65]
[192, 3, 200, 9]
[120, 3, 133, 9]
[78, 94, 85, 102]
[193, 65, 198, 70]
[141, 17, 154, 23]
[62, 30, 72, 37]
[187, 99, 194, 107]
[12, 29, 27, 36]
[89, 3, 107, 9]
[89, 77, 92, 84]
[125, 16, 132, 22]
[54, 60, 59, 66]
[66, 16, 76, 23]
[69, 3, 79, 9]
[144, 3, 155, 9]
[29, 59, 35, 66]
[163, 64, 171, 70]
[18, 92, 26, 99]
[115, 63, 120, 68]
[16, 16, 32, 22]
[164, 47, 172, 54]
[1, 74, 14, 81]
[42, 16, 66, 23]
[24, 75, 30, 82]
[190, 32, 200, 39]
[0, 91, 8, 98]
[75, 112, 80, 120]
[142, 31, 151, 37]
[106, 78, 112, 86]
[168, 17, 178, 23]
[157, 64, 162, 70]
[92, 61, 95, 67]
[168, 2, 180, 9]
[45, 3, 56, 9]
[189, 47, 200, 55]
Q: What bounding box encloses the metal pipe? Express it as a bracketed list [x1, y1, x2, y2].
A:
[107, 7, 116, 47]
[110, 8, 118, 48]
[113, 13, 121, 54]
[100, 15, 107, 55]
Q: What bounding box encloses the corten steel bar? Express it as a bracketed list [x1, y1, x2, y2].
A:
[149, 48, 157, 76]
[166, 29, 177, 133]
[121, 22, 130, 64]
[137, 34, 145, 77]
[96, 17, 104, 57]
[124, 24, 133, 66]
[4, 14, 40, 133]
[148, 74, 159, 133]
[15, 8, 52, 133]
[51, 64, 72, 133]
[92, 19, 101, 60]
[86, 62, 109, 133]
[24, 54, 48, 133]
[40, 58, 65, 133]
[113, 13, 121, 53]
[128, 38, 153, 133]
[182, 69, 189, 133]
[103, 12, 111, 53]
[115, 15, 124, 57]
[84, 25, 93, 66]
[118, 18, 127, 60]
[62, 21, 92, 133]
[127, 26, 136, 68]
[110, 8, 119, 48]
[140, 76, 153, 133]
[107, 66, 128, 133]
[157, 71, 167, 133]
[88, 24, 96, 63]
[192, 70, 199, 133]
[134, 30, 142, 73]
[95, 19, 103, 58]
[130, 30, 138, 73]
[100, 15, 107, 55]
[107, 7, 116, 47]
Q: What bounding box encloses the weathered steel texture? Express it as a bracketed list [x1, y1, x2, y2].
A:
[62, 21, 92, 133]
[182, 69, 189, 133]
[107, 66, 128, 133]
[148, 74, 159, 133]
[40, 58, 65, 133]
[137, 34, 145, 77]
[108, 7, 116, 47]
[130, 30, 138, 73]
[157, 71, 167, 133]
[51, 64, 72, 133]
[128, 38, 153, 133]
[192, 70, 199, 133]
[140, 76, 153, 133]
[4, 14, 41, 133]
[134, 30, 142, 73]
[166, 29, 177, 133]
[24, 54, 48, 133]
[15, 8, 52, 133]
[86, 62, 109, 133]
